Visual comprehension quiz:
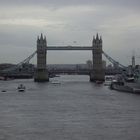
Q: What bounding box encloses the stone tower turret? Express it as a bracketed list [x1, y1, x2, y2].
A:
[90, 33, 105, 82]
[34, 34, 49, 82]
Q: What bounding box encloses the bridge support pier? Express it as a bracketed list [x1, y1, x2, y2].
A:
[90, 70, 105, 82]
[90, 34, 105, 82]
[34, 34, 49, 82]
[34, 69, 49, 82]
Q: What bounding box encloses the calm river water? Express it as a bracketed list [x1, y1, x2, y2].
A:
[0, 75, 140, 140]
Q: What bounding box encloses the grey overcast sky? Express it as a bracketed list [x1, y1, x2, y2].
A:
[0, 0, 140, 65]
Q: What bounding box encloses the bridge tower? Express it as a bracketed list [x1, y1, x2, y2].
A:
[34, 34, 49, 82]
[90, 33, 105, 82]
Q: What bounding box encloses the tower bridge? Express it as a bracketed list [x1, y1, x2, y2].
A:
[1, 33, 126, 82]
[34, 33, 105, 82]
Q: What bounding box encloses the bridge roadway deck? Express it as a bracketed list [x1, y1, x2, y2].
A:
[47, 46, 93, 50]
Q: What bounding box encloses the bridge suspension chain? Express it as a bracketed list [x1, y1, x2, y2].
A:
[3, 50, 37, 73]
[102, 51, 126, 69]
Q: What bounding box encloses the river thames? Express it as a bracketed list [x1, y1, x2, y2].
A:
[0, 75, 140, 140]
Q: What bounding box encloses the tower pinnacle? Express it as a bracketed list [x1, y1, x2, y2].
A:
[96, 33, 99, 40]
[40, 33, 43, 40]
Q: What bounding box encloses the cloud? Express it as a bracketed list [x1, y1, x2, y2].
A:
[0, 0, 140, 8]
[0, 0, 140, 10]
[0, 0, 140, 65]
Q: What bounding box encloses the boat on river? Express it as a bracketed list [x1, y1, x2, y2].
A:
[110, 79, 140, 94]
[104, 75, 115, 86]
[124, 74, 135, 82]
[51, 81, 61, 85]
[17, 84, 26, 92]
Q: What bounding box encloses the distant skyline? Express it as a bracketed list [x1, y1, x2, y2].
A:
[0, 0, 140, 65]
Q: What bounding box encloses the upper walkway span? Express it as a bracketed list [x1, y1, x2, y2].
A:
[47, 46, 93, 50]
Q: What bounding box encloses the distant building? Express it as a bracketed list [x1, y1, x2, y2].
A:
[86, 60, 92, 69]
[0, 63, 15, 71]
